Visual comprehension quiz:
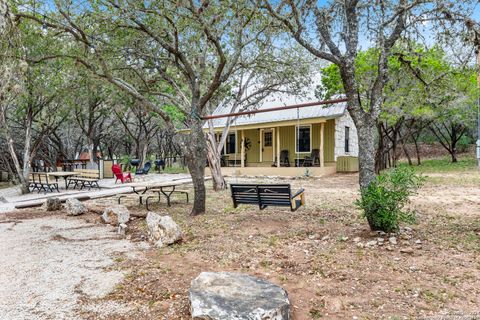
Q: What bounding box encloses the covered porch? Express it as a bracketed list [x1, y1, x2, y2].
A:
[215, 118, 336, 171]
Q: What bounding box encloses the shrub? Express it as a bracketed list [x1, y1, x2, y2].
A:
[120, 155, 132, 171]
[356, 166, 424, 233]
[456, 135, 472, 153]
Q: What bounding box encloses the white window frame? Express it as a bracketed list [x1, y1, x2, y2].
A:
[295, 124, 312, 153]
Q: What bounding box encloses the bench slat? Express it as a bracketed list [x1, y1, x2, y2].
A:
[230, 183, 304, 212]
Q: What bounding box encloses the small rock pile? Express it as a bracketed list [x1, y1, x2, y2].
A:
[352, 227, 423, 254]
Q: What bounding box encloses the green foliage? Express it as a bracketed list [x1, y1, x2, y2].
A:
[356, 167, 424, 233]
[162, 166, 188, 174]
[120, 155, 132, 171]
[456, 136, 472, 153]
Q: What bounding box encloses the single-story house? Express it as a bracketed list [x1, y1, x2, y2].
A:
[205, 96, 359, 177]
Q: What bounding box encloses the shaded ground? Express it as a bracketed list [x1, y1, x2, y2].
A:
[1, 167, 479, 319]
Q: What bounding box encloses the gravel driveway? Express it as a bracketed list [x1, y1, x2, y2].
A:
[0, 215, 143, 319]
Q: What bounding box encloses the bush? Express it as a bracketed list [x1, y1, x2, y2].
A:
[456, 135, 472, 153]
[356, 167, 424, 233]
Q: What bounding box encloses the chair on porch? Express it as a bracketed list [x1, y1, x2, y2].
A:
[272, 150, 290, 167]
[303, 149, 320, 167]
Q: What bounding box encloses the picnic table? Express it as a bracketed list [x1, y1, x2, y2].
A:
[130, 179, 190, 207]
[47, 172, 79, 189]
[117, 178, 197, 209]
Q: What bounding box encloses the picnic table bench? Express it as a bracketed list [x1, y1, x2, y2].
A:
[29, 173, 59, 194]
[230, 184, 305, 212]
[67, 169, 101, 190]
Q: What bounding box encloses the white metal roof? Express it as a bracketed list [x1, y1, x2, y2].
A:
[205, 91, 347, 129]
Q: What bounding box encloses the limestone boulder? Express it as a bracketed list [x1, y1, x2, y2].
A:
[65, 198, 87, 216]
[43, 198, 62, 211]
[102, 205, 130, 226]
[189, 272, 290, 320]
[146, 212, 182, 247]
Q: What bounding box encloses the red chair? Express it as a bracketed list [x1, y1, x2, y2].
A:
[112, 164, 133, 184]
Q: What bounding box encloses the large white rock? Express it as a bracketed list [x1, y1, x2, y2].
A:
[189, 272, 291, 320]
[102, 205, 130, 226]
[146, 212, 182, 247]
[65, 198, 87, 216]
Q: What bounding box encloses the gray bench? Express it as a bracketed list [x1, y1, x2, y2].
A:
[230, 184, 305, 212]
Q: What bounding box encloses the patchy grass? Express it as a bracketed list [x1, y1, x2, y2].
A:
[399, 155, 478, 173]
[161, 166, 188, 174]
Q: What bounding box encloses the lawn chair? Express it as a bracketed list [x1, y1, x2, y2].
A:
[272, 150, 291, 167]
[112, 164, 133, 183]
[136, 161, 152, 175]
[303, 149, 320, 167]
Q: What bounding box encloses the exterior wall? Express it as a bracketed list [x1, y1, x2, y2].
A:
[223, 121, 336, 166]
[334, 112, 359, 160]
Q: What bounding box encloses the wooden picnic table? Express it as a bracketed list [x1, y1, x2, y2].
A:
[47, 171, 79, 189]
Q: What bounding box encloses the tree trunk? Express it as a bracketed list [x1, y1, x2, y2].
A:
[375, 124, 387, 173]
[351, 111, 379, 231]
[413, 135, 421, 165]
[354, 116, 377, 190]
[87, 136, 96, 168]
[0, 106, 30, 194]
[450, 148, 458, 163]
[181, 121, 208, 216]
[402, 142, 413, 166]
[141, 141, 148, 167]
[206, 131, 227, 191]
[20, 113, 33, 193]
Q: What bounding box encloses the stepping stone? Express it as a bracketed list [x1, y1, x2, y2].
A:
[189, 272, 290, 320]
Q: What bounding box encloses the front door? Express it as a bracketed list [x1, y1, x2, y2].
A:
[262, 129, 273, 162]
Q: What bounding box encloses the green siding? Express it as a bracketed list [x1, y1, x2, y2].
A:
[224, 120, 336, 165]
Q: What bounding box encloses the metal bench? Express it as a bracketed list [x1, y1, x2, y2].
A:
[230, 184, 305, 212]
[67, 169, 101, 190]
[29, 173, 59, 194]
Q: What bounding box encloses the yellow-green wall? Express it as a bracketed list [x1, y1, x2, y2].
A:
[223, 119, 336, 166]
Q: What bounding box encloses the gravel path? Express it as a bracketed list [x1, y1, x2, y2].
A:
[0, 216, 144, 319]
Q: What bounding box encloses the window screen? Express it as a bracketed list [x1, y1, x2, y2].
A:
[296, 126, 311, 153]
[227, 133, 236, 154]
[345, 126, 350, 153]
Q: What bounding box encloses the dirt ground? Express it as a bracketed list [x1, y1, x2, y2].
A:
[2, 171, 480, 319]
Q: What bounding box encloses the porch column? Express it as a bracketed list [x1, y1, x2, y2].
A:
[276, 127, 281, 167]
[319, 122, 325, 167]
[241, 130, 245, 168]
[259, 129, 263, 163]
